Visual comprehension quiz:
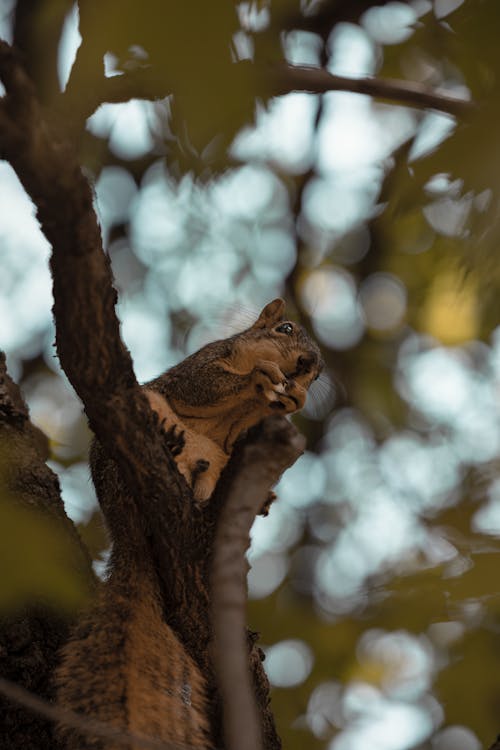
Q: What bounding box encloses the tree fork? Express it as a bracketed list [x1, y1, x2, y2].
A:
[0, 40, 291, 750]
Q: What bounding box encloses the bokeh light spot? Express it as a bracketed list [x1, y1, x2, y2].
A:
[95, 166, 137, 245]
[265, 639, 314, 688]
[275, 451, 327, 508]
[356, 630, 434, 699]
[251, 501, 302, 556]
[431, 725, 481, 750]
[54, 462, 97, 524]
[88, 101, 155, 160]
[362, 3, 418, 45]
[232, 94, 318, 173]
[328, 23, 377, 77]
[359, 273, 407, 333]
[333, 684, 433, 750]
[302, 268, 364, 349]
[307, 681, 344, 737]
[57, 3, 81, 91]
[118, 293, 171, 381]
[247, 553, 288, 599]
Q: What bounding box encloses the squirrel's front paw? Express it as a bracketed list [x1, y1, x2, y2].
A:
[253, 361, 287, 407]
[192, 462, 218, 502]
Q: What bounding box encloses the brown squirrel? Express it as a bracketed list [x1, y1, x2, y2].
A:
[144, 298, 322, 500]
[54, 298, 322, 749]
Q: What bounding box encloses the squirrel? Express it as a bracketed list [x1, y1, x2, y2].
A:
[54, 298, 322, 749]
[144, 298, 322, 500]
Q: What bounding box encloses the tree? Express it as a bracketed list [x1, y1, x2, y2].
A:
[1, 1, 500, 749]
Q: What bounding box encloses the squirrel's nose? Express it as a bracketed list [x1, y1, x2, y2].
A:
[296, 351, 319, 374]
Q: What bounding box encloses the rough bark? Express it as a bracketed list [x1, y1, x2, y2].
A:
[211, 417, 305, 750]
[12, 0, 73, 106]
[0, 353, 95, 750]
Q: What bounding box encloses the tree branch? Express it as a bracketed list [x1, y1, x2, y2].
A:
[270, 63, 474, 118]
[57, 66, 172, 133]
[54, 61, 473, 134]
[13, 0, 73, 105]
[211, 416, 305, 750]
[0, 677, 178, 750]
[0, 40, 193, 607]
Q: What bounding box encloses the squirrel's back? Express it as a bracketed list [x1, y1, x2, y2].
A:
[55, 437, 210, 749]
[56, 566, 209, 749]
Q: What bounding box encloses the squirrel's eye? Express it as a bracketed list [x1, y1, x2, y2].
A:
[276, 322, 294, 335]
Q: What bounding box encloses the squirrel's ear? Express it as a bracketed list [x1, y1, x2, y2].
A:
[252, 298, 286, 329]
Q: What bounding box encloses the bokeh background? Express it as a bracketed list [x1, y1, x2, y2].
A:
[2, 1, 500, 749]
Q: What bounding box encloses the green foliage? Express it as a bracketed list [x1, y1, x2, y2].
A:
[378, 0, 500, 308]
[0, 492, 88, 614]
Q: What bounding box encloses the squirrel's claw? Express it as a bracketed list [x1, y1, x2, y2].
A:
[161, 423, 186, 457]
[259, 490, 278, 516]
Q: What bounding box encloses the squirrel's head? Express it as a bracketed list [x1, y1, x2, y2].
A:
[241, 298, 324, 407]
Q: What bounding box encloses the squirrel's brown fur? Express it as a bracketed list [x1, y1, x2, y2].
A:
[145, 298, 322, 499]
[54, 299, 322, 749]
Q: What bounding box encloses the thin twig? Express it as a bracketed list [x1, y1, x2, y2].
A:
[0, 677, 184, 750]
[270, 63, 474, 118]
[211, 417, 305, 750]
[55, 67, 173, 136]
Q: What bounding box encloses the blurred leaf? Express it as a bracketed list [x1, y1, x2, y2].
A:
[75, 0, 263, 175]
[435, 625, 500, 746]
[0, 494, 88, 613]
[418, 266, 479, 344]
